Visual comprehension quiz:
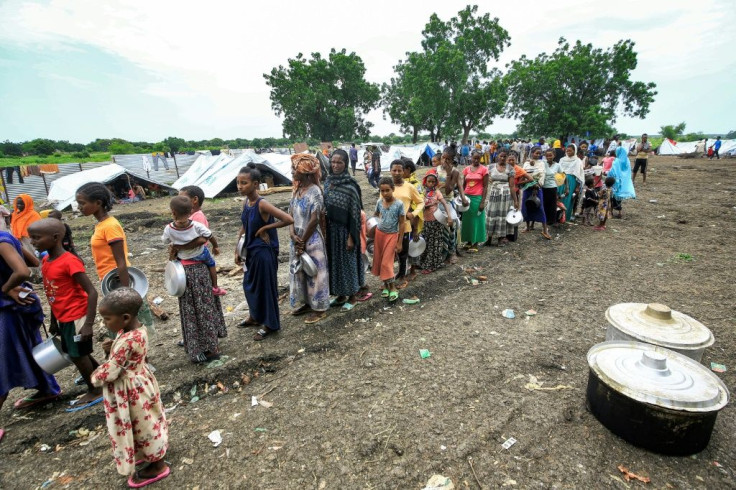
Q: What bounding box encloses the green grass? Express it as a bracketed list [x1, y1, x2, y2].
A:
[0, 152, 112, 166]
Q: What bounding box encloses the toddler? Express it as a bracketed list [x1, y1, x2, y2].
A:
[595, 176, 615, 231]
[162, 196, 225, 296]
[581, 176, 599, 226]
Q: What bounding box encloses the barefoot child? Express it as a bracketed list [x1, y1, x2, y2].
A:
[594, 176, 615, 231]
[581, 176, 598, 226]
[92, 288, 169, 487]
[372, 177, 405, 302]
[28, 219, 102, 411]
[162, 196, 226, 296]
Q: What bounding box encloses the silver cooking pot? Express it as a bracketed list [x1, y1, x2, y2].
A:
[32, 336, 73, 374]
[101, 266, 149, 298]
[164, 261, 187, 297]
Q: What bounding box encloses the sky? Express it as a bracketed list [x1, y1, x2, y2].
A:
[0, 0, 734, 144]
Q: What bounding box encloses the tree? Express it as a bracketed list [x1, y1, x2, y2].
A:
[505, 38, 657, 140]
[726, 130, 736, 139]
[22, 138, 56, 156]
[264, 49, 380, 141]
[659, 122, 686, 140]
[1, 140, 23, 156]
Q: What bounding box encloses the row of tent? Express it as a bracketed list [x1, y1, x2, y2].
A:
[656, 139, 736, 156]
[46, 143, 443, 209]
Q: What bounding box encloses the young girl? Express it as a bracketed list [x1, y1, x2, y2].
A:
[595, 176, 615, 231]
[419, 173, 452, 273]
[581, 176, 599, 226]
[235, 163, 294, 340]
[92, 288, 169, 487]
[372, 177, 405, 302]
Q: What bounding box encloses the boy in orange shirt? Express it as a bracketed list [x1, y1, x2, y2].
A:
[28, 219, 102, 411]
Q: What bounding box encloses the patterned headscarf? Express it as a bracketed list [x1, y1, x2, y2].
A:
[291, 154, 322, 193]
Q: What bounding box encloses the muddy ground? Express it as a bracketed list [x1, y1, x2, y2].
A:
[0, 155, 734, 489]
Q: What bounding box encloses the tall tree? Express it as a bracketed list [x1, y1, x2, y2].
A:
[505, 38, 657, 140]
[264, 49, 380, 141]
[659, 122, 686, 140]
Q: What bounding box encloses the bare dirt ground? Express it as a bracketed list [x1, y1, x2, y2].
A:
[0, 155, 734, 489]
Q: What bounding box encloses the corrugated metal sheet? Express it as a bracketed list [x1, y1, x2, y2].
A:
[1, 154, 200, 208]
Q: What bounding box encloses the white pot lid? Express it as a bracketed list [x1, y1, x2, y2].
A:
[587, 341, 729, 412]
[606, 303, 714, 351]
[506, 208, 523, 225]
[407, 237, 426, 257]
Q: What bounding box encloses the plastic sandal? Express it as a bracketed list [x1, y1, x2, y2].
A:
[356, 292, 373, 302]
[13, 392, 61, 410]
[381, 289, 389, 298]
[340, 302, 355, 312]
[541, 232, 552, 240]
[304, 312, 327, 324]
[388, 291, 399, 302]
[127, 465, 170, 488]
[66, 396, 103, 413]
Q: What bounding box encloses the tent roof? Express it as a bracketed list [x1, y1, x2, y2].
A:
[47, 163, 175, 210]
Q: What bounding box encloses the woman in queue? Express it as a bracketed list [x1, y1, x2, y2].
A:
[484, 151, 519, 246]
[460, 150, 488, 251]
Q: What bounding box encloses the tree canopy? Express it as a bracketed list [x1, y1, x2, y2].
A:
[264, 49, 380, 141]
[505, 38, 657, 140]
[382, 5, 510, 143]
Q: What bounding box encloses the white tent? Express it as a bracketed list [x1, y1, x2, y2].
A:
[356, 142, 440, 171]
[657, 139, 680, 155]
[657, 138, 736, 156]
[172, 150, 294, 198]
[46, 164, 175, 210]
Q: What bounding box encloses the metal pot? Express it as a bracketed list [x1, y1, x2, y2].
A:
[32, 336, 73, 374]
[290, 254, 317, 277]
[101, 266, 149, 298]
[453, 196, 470, 212]
[506, 208, 523, 225]
[586, 341, 729, 455]
[164, 261, 187, 297]
[433, 206, 458, 227]
[407, 237, 426, 257]
[605, 303, 714, 362]
[237, 235, 248, 261]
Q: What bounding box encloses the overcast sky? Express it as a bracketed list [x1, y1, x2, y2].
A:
[0, 0, 734, 143]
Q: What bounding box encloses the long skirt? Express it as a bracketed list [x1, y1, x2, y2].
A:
[542, 187, 558, 225]
[0, 303, 61, 397]
[372, 229, 398, 282]
[461, 194, 486, 244]
[326, 221, 364, 298]
[419, 220, 447, 271]
[290, 231, 330, 312]
[179, 262, 226, 362]
[244, 246, 280, 332]
[521, 187, 546, 224]
[485, 182, 512, 238]
[560, 174, 577, 221]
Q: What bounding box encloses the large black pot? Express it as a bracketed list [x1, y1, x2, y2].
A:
[586, 341, 729, 456]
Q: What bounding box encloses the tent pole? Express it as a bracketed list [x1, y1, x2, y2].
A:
[173, 154, 180, 179]
[41, 173, 49, 195]
[0, 168, 8, 204]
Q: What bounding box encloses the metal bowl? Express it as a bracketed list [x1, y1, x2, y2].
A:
[506, 208, 523, 225]
[101, 266, 149, 298]
[237, 235, 248, 261]
[164, 260, 187, 297]
[32, 336, 73, 374]
[433, 206, 458, 227]
[407, 237, 426, 257]
[366, 217, 380, 232]
[300, 253, 317, 277]
[454, 196, 470, 212]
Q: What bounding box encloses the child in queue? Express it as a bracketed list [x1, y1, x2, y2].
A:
[92, 288, 169, 488]
[162, 196, 226, 296]
[48, 210, 78, 256]
[372, 177, 405, 302]
[594, 176, 616, 231]
[581, 176, 599, 226]
[28, 218, 102, 411]
[418, 173, 453, 273]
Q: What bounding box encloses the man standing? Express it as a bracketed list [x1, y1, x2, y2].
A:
[633, 133, 651, 184]
[349, 143, 358, 176]
[710, 136, 722, 160]
[370, 147, 382, 190]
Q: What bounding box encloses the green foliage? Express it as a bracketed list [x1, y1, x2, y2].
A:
[726, 130, 736, 139]
[659, 122, 686, 140]
[264, 49, 380, 141]
[109, 140, 135, 155]
[0, 152, 111, 166]
[22, 138, 56, 156]
[383, 5, 510, 143]
[505, 38, 657, 140]
[1, 140, 23, 157]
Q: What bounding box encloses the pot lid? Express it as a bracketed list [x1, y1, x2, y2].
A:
[605, 303, 714, 351]
[587, 341, 729, 412]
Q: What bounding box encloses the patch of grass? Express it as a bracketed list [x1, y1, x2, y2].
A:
[673, 253, 695, 262]
[0, 153, 112, 166]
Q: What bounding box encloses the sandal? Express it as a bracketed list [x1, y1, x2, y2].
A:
[356, 292, 373, 302]
[541, 232, 552, 240]
[340, 302, 356, 312]
[381, 289, 389, 298]
[304, 312, 327, 324]
[254, 328, 276, 341]
[388, 291, 399, 302]
[13, 391, 62, 410]
[237, 317, 260, 328]
[291, 305, 311, 316]
[467, 248, 479, 253]
[330, 296, 347, 307]
[128, 465, 170, 488]
[396, 281, 409, 290]
[421, 269, 432, 275]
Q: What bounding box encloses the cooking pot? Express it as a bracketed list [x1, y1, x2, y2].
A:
[453, 196, 470, 212]
[164, 260, 187, 297]
[101, 267, 149, 298]
[32, 336, 73, 374]
[407, 237, 426, 257]
[290, 254, 317, 277]
[433, 205, 458, 227]
[586, 341, 729, 455]
[237, 235, 248, 261]
[506, 208, 523, 225]
[605, 303, 714, 362]
[525, 193, 541, 211]
[366, 217, 380, 232]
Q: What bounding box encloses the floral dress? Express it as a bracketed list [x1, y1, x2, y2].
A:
[289, 185, 330, 311]
[91, 327, 168, 476]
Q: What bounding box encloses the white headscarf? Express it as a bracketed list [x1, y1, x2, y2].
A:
[559, 144, 584, 184]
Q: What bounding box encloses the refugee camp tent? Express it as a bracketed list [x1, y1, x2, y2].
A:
[356, 142, 441, 171]
[657, 138, 736, 156]
[172, 150, 294, 198]
[47, 164, 175, 210]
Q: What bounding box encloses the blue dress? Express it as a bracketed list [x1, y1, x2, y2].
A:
[241, 198, 281, 332]
[0, 232, 61, 398]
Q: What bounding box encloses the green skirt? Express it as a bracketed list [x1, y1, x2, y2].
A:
[460, 194, 487, 244]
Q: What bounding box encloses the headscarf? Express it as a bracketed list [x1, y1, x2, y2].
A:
[324, 151, 362, 246]
[558, 144, 584, 184]
[553, 140, 562, 149]
[291, 154, 322, 194]
[11, 194, 41, 240]
[609, 146, 636, 200]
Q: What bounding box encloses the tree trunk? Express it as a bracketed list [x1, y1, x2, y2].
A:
[462, 125, 472, 145]
[430, 130, 435, 142]
[412, 126, 418, 144]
